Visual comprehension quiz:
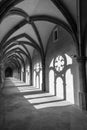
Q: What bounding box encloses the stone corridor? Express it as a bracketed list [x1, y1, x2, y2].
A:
[0, 78, 87, 130]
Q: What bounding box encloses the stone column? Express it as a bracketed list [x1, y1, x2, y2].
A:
[23, 66, 26, 82]
[0, 63, 5, 89]
[0, 53, 3, 89]
[77, 56, 87, 110]
[42, 58, 46, 92]
[30, 62, 32, 86]
[0, 65, 2, 89]
[20, 68, 21, 81]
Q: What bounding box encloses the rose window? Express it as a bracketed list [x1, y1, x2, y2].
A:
[55, 55, 65, 72]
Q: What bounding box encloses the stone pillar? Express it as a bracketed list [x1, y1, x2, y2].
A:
[0, 65, 2, 89]
[30, 63, 32, 86]
[42, 59, 46, 92]
[77, 56, 87, 110]
[20, 68, 21, 81]
[0, 54, 2, 89]
[23, 66, 26, 82]
[0, 64, 5, 89]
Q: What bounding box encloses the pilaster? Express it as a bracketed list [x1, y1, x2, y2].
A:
[77, 56, 87, 110]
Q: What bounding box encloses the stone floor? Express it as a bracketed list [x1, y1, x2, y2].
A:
[0, 77, 87, 130]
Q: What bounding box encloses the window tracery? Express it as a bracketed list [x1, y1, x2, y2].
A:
[54, 55, 65, 72]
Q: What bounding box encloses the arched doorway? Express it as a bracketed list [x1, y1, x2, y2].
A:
[5, 67, 13, 77]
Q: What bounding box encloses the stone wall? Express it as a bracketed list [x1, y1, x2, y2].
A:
[46, 25, 80, 106]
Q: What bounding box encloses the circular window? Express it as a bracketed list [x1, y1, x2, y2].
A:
[55, 55, 65, 72]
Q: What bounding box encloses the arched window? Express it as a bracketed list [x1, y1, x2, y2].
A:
[26, 65, 30, 85]
[33, 62, 42, 89]
[21, 66, 24, 81]
[49, 54, 74, 103]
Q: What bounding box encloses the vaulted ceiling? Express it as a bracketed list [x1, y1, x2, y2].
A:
[0, 0, 77, 69]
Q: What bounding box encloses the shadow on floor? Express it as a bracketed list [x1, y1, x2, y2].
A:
[0, 77, 87, 130]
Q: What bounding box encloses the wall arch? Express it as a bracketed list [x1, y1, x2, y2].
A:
[46, 25, 79, 105]
[32, 49, 42, 90]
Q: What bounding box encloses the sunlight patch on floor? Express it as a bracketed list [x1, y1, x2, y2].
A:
[34, 101, 72, 109]
[5, 77, 72, 110]
[28, 96, 61, 104]
[24, 93, 54, 99]
[13, 82, 29, 86]
[17, 86, 41, 92]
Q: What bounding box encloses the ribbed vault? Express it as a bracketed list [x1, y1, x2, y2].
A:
[0, 0, 80, 90]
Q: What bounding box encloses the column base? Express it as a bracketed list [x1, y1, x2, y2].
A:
[79, 92, 87, 110]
